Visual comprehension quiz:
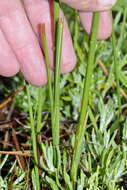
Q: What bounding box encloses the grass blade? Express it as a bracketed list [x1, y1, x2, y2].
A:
[71, 12, 100, 182]
[36, 87, 45, 133]
[26, 85, 40, 190]
[53, 19, 64, 147]
[41, 24, 53, 114]
[41, 20, 64, 147]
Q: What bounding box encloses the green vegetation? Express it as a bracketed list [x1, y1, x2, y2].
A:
[0, 0, 127, 189]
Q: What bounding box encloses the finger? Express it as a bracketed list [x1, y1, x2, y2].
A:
[23, 0, 76, 74]
[61, 0, 117, 12]
[0, 29, 19, 77]
[79, 11, 112, 40]
[0, 0, 47, 86]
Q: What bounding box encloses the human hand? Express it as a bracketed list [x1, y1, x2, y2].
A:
[0, 0, 116, 86]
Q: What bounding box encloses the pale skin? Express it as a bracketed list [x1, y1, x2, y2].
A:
[0, 0, 117, 86]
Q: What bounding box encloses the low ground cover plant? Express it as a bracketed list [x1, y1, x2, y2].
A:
[0, 0, 127, 189]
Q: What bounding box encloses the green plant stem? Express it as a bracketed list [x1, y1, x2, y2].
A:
[41, 19, 63, 148]
[71, 12, 100, 182]
[26, 85, 40, 190]
[37, 87, 45, 133]
[41, 24, 53, 114]
[74, 10, 78, 49]
[54, 0, 60, 25]
[53, 19, 63, 147]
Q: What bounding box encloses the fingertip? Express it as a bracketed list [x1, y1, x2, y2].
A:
[6, 63, 20, 77]
[79, 11, 113, 40]
[21, 67, 48, 87]
[18, 43, 47, 86]
[0, 57, 20, 77]
[97, 25, 112, 40]
[61, 52, 77, 74]
[97, 11, 112, 40]
[25, 73, 47, 86]
[21, 63, 48, 86]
